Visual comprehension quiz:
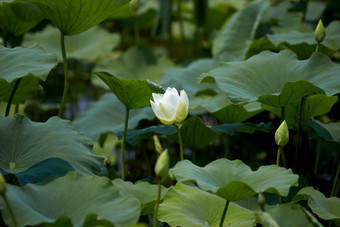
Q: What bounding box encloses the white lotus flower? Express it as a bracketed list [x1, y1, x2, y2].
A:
[150, 87, 189, 125]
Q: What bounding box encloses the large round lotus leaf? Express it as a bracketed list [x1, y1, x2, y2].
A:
[161, 58, 218, 98]
[212, 0, 270, 60]
[0, 45, 57, 83]
[158, 183, 256, 227]
[201, 50, 340, 105]
[257, 203, 323, 227]
[23, 25, 120, 62]
[72, 93, 155, 141]
[0, 114, 103, 184]
[0, 1, 43, 36]
[0, 172, 141, 227]
[292, 187, 340, 224]
[94, 45, 174, 84]
[112, 178, 169, 215]
[169, 159, 298, 201]
[22, 0, 129, 35]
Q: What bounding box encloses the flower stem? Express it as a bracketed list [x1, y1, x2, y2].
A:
[58, 31, 70, 118]
[330, 160, 340, 197]
[121, 107, 130, 181]
[5, 78, 22, 117]
[176, 124, 184, 161]
[276, 146, 283, 166]
[315, 43, 320, 53]
[153, 179, 162, 227]
[1, 194, 18, 227]
[219, 200, 230, 227]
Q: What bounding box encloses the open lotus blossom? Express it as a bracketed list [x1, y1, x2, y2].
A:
[150, 87, 189, 125]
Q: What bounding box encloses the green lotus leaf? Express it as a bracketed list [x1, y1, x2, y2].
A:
[95, 72, 164, 109]
[94, 45, 174, 84]
[256, 203, 323, 227]
[267, 21, 340, 58]
[21, 0, 129, 35]
[158, 183, 256, 227]
[161, 58, 218, 98]
[0, 1, 43, 36]
[169, 159, 299, 201]
[292, 187, 340, 223]
[211, 122, 272, 134]
[112, 178, 169, 215]
[72, 93, 155, 141]
[0, 172, 140, 227]
[201, 50, 340, 105]
[23, 25, 120, 62]
[0, 114, 103, 184]
[212, 0, 270, 60]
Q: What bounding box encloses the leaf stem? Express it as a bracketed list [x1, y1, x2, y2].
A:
[153, 179, 162, 227]
[5, 78, 22, 117]
[313, 140, 322, 176]
[1, 194, 18, 227]
[58, 31, 70, 118]
[301, 0, 309, 23]
[121, 107, 130, 181]
[219, 200, 230, 227]
[330, 160, 340, 197]
[176, 124, 184, 161]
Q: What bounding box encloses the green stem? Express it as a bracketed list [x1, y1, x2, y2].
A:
[280, 147, 287, 167]
[176, 124, 184, 161]
[121, 107, 130, 181]
[295, 97, 305, 172]
[176, 0, 185, 42]
[330, 160, 340, 197]
[1, 194, 18, 227]
[313, 140, 322, 176]
[219, 200, 230, 227]
[58, 32, 70, 118]
[5, 78, 22, 117]
[315, 43, 320, 53]
[276, 146, 283, 166]
[301, 0, 309, 23]
[133, 13, 140, 45]
[153, 179, 162, 227]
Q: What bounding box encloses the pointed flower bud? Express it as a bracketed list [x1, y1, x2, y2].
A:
[154, 149, 169, 178]
[0, 173, 6, 195]
[275, 120, 289, 147]
[257, 192, 266, 211]
[150, 87, 189, 125]
[315, 19, 326, 43]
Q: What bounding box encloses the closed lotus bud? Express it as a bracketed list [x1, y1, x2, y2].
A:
[275, 120, 289, 147]
[150, 87, 189, 125]
[257, 192, 266, 211]
[0, 173, 6, 195]
[154, 149, 169, 178]
[315, 19, 326, 43]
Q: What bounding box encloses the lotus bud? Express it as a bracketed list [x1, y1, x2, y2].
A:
[315, 19, 326, 43]
[0, 173, 6, 195]
[150, 87, 189, 125]
[257, 192, 266, 211]
[154, 149, 169, 178]
[275, 120, 289, 147]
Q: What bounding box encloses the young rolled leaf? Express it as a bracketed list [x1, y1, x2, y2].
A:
[0, 114, 103, 184]
[96, 72, 164, 109]
[201, 50, 340, 106]
[158, 183, 256, 227]
[112, 178, 169, 215]
[21, 0, 129, 35]
[169, 159, 299, 201]
[292, 187, 340, 224]
[0, 172, 141, 227]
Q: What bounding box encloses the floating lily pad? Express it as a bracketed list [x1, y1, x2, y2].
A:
[95, 72, 164, 109]
[0, 114, 103, 184]
[212, 0, 270, 60]
[169, 159, 299, 201]
[292, 187, 340, 224]
[201, 50, 340, 105]
[0, 1, 43, 36]
[112, 178, 169, 215]
[23, 25, 120, 62]
[158, 183, 256, 227]
[0, 172, 140, 227]
[23, 0, 129, 35]
[72, 93, 155, 141]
